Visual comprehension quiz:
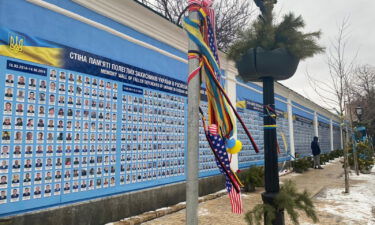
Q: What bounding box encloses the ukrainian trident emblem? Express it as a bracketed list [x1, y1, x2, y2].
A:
[8, 33, 24, 54]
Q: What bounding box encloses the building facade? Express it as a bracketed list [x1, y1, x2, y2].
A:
[0, 1, 343, 224]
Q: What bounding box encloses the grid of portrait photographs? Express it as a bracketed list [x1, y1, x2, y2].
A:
[293, 116, 314, 156]
[236, 106, 290, 167]
[198, 102, 220, 174]
[120, 89, 186, 184]
[333, 126, 341, 150]
[318, 122, 331, 153]
[0, 69, 118, 204]
[237, 108, 264, 167]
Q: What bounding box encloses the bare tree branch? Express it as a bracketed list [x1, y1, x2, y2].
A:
[307, 18, 357, 119]
[135, 0, 255, 51]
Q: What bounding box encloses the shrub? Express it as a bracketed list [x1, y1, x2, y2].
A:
[243, 166, 264, 192]
[291, 150, 343, 174]
[320, 154, 329, 165]
[292, 158, 310, 173]
[306, 156, 314, 168]
[356, 142, 374, 173]
[328, 149, 343, 160]
[328, 151, 336, 160]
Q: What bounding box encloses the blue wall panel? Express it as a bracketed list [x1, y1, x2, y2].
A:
[0, 56, 188, 216]
[236, 84, 290, 169]
[317, 114, 331, 153]
[0, 0, 192, 216]
[292, 105, 314, 157]
[333, 125, 341, 150]
[0, 0, 187, 81]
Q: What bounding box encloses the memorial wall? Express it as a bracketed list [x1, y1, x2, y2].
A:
[0, 26, 191, 215]
[0, 0, 343, 219]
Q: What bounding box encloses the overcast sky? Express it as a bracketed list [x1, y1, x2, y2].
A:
[273, 0, 375, 111]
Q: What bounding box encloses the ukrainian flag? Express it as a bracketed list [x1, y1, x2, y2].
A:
[236, 100, 246, 109]
[0, 28, 62, 67]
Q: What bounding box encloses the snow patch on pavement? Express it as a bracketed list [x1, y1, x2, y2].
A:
[156, 207, 170, 211]
[316, 167, 375, 224]
[198, 207, 210, 216]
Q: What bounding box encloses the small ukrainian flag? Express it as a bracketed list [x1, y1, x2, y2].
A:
[236, 100, 246, 109]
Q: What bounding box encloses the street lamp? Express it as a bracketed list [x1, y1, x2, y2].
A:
[353, 106, 363, 176]
[355, 106, 363, 121]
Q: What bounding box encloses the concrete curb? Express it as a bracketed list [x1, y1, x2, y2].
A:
[112, 170, 293, 225]
[111, 158, 344, 225]
[111, 191, 227, 225]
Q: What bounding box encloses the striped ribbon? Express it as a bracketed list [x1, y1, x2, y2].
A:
[183, 3, 259, 153]
[264, 125, 278, 129]
[184, 10, 234, 138]
[187, 51, 202, 83]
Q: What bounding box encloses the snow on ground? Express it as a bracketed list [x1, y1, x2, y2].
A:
[324, 157, 341, 165]
[316, 167, 375, 225]
[198, 207, 210, 216]
[155, 207, 171, 211]
[279, 169, 292, 176]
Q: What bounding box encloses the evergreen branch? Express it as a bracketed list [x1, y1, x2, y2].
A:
[245, 180, 319, 225]
[228, 4, 324, 61]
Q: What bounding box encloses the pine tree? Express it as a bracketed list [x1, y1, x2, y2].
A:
[228, 0, 324, 61]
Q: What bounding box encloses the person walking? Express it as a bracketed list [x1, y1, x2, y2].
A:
[311, 136, 323, 169]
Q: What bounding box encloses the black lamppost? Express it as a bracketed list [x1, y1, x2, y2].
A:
[230, 0, 322, 223]
[353, 106, 363, 175]
[355, 106, 363, 122]
[262, 77, 284, 224]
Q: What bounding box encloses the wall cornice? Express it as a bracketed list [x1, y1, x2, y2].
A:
[32, 0, 340, 122]
[73, 0, 188, 53]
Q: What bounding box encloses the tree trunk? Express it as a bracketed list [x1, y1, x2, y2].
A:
[344, 126, 350, 193]
[353, 146, 360, 176]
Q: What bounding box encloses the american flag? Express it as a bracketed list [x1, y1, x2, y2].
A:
[229, 178, 243, 214]
[207, 16, 220, 67]
[208, 124, 218, 135]
[209, 133, 243, 214]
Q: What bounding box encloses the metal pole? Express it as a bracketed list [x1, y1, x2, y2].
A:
[261, 77, 284, 225]
[186, 10, 200, 225]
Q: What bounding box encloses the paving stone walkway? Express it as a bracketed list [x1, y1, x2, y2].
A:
[111, 158, 349, 225]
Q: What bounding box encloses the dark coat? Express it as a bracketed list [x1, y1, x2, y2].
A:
[311, 140, 321, 156]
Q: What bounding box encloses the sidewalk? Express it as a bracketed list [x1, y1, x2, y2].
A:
[110, 158, 353, 225]
[280, 158, 344, 197]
